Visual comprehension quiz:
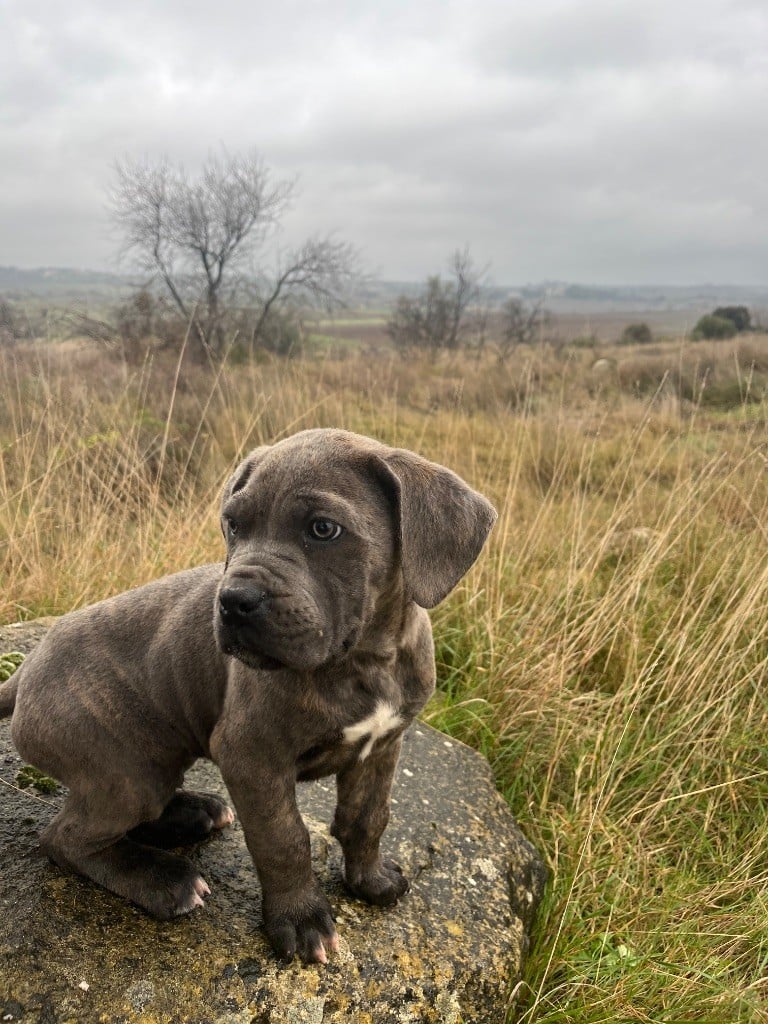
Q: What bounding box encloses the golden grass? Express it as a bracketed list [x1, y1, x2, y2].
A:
[2, 335, 768, 1020]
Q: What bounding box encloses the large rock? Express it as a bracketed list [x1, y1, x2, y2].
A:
[0, 622, 546, 1023]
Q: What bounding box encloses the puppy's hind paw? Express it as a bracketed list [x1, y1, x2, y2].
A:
[59, 839, 213, 920]
[213, 804, 235, 829]
[165, 871, 211, 916]
[130, 791, 235, 849]
[138, 850, 213, 919]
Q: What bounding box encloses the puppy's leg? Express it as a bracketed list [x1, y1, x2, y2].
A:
[218, 757, 338, 964]
[129, 790, 235, 849]
[40, 789, 211, 919]
[331, 734, 409, 906]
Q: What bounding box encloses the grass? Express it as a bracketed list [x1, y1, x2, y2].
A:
[2, 334, 768, 1020]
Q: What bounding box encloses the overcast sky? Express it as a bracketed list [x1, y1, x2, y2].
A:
[1, 0, 766, 284]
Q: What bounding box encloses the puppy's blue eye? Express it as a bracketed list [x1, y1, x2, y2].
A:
[308, 518, 343, 542]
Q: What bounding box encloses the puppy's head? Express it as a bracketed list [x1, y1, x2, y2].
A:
[215, 429, 496, 672]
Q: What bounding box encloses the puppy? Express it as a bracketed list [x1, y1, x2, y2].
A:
[0, 428, 496, 963]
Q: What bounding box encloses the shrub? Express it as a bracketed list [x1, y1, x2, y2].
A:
[693, 314, 737, 340]
[712, 305, 751, 332]
[387, 281, 448, 353]
[243, 306, 304, 358]
[0, 299, 33, 345]
[569, 334, 599, 349]
[387, 249, 482, 355]
[496, 298, 551, 363]
[620, 322, 653, 345]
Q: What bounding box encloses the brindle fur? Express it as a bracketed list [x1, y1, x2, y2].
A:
[0, 429, 496, 963]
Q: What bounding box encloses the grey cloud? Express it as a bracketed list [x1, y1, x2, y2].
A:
[1, 0, 766, 283]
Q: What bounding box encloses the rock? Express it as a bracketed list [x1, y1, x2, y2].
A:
[590, 357, 616, 375]
[0, 622, 546, 1023]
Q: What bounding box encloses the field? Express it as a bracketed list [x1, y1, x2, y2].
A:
[2, 329, 768, 1021]
[306, 308, 708, 354]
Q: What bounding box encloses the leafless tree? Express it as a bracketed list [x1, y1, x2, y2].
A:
[110, 152, 358, 359]
[249, 237, 359, 348]
[446, 246, 482, 350]
[496, 297, 551, 363]
[386, 247, 484, 355]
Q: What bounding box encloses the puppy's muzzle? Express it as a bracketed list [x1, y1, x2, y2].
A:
[217, 581, 283, 670]
[218, 583, 271, 625]
[215, 570, 332, 672]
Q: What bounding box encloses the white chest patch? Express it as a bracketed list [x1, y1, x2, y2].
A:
[343, 701, 403, 762]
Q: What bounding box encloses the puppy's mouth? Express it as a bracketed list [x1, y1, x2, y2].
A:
[215, 614, 320, 671]
[215, 581, 290, 670]
[214, 578, 339, 671]
[218, 638, 285, 672]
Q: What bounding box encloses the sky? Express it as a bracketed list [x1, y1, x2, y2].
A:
[1, 0, 766, 285]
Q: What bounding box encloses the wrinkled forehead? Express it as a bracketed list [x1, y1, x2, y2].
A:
[225, 433, 389, 521]
[258, 452, 369, 500]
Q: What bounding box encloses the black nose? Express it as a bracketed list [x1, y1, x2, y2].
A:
[219, 584, 269, 623]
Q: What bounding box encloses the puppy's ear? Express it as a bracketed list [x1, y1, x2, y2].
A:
[221, 446, 270, 509]
[375, 449, 497, 609]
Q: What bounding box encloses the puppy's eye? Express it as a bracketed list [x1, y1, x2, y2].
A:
[307, 518, 343, 542]
[223, 516, 238, 538]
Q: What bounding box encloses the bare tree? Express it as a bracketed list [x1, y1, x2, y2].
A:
[110, 152, 358, 359]
[249, 237, 358, 348]
[386, 247, 484, 355]
[496, 297, 551, 363]
[446, 246, 482, 350]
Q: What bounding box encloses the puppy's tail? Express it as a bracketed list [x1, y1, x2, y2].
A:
[0, 677, 19, 718]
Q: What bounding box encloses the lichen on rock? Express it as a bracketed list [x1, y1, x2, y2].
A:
[0, 622, 546, 1023]
[0, 651, 24, 683]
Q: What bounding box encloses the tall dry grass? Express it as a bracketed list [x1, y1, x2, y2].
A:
[2, 336, 768, 1021]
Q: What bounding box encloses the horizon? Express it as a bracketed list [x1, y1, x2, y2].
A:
[1, 263, 766, 297]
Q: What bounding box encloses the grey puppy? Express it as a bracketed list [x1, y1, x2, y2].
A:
[0, 428, 496, 963]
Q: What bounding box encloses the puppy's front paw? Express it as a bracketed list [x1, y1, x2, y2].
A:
[263, 886, 338, 965]
[345, 858, 410, 907]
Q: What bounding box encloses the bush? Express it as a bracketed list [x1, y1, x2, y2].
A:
[693, 314, 737, 340]
[388, 281, 446, 353]
[245, 306, 304, 358]
[497, 298, 551, 362]
[0, 299, 33, 345]
[620, 322, 653, 345]
[387, 249, 483, 355]
[712, 305, 751, 332]
[569, 334, 599, 349]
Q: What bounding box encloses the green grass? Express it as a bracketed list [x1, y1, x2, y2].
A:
[314, 315, 388, 326]
[2, 336, 768, 1020]
[306, 331, 361, 351]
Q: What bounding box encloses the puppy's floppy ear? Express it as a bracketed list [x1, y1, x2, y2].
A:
[374, 449, 497, 609]
[221, 446, 270, 510]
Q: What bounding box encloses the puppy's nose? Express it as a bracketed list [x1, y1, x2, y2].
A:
[219, 584, 270, 623]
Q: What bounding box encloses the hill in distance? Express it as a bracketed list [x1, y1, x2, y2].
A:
[1, 265, 766, 317]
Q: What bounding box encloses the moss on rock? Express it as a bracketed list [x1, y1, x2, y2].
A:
[0, 651, 25, 682]
[0, 621, 546, 1023]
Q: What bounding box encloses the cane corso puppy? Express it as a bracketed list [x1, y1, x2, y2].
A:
[0, 428, 496, 963]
